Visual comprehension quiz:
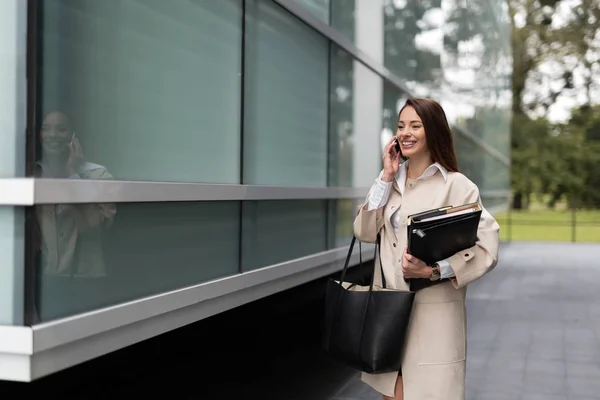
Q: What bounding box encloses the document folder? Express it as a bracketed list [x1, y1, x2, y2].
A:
[406, 202, 482, 291]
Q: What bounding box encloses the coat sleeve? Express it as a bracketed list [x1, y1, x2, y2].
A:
[352, 171, 390, 243]
[73, 168, 117, 232]
[448, 184, 500, 289]
[353, 201, 385, 244]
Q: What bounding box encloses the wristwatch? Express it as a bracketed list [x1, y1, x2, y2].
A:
[429, 263, 441, 281]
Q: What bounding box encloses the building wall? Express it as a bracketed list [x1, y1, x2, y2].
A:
[0, 0, 26, 325]
[4, 0, 510, 330]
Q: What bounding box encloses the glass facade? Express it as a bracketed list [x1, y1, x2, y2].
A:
[1, 0, 510, 335]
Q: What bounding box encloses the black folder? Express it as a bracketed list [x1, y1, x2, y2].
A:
[405, 202, 482, 291]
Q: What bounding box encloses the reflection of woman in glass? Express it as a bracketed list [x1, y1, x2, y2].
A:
[354, 99, 499, 399]
[34, 110, 116, 321]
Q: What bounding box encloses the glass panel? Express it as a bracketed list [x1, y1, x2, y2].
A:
[382, 82, 406, 160]
[39, 0, 242, 183]
[241, 200, 327, 271]
[0, 209, 24, 325]
[453, 128, 510, 192]
[481, 195, 510, 214]
[243, 0, 329, 186]
[383, 0, 443, 95]
[34, 201, 240, 322]
[330, 45, 384, 188]
[294, 0, 330, 22]
[440, 0, 511, 188]
[453, 133, 484, 188]
[331, 0, 355, 43]
[327, 199, 355, 249]
[331, 0, 383, 62]
[329, 45, 354, 187]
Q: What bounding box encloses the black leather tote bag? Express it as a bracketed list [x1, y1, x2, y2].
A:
[323, 235, 415, 374]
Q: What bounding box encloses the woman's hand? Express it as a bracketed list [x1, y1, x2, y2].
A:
[66, 138, 85, 176]
[402, 246, 432, 279]
[381, 136, 400, 182]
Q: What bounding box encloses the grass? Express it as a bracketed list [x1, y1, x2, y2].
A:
[336, 198, 600, 244]
[495, 201, 600, 243]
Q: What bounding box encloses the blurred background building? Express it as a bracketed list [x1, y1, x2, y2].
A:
[0, 0, 511, 384]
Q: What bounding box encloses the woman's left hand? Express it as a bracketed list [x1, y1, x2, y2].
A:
[402, 246, 432, 279]
[67, 138, 85, 176]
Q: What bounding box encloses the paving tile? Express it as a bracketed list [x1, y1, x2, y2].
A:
[333, 376, 379, 399]
[564, 349, 600, 363]
[569, 397, 600, 400]
[528, 349, 564, 362]
[566, 361, 600, 380]
[526, 359, 566, 376]
[477, 374, 524, 397]
[522, 372, 566, 395]
[520, 394, 567, 400]
[565, 377, 600, 398]
[467, 349, 491, 369]
[473, 392, 517, 400]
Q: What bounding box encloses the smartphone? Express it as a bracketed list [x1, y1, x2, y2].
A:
[394, 139, 400, 153]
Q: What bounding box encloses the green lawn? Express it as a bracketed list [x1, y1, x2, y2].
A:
[337, 199, 600, 244]
[495, 203, 600, 243]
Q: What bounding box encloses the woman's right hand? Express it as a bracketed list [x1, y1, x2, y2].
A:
[381, 136, 400, 182]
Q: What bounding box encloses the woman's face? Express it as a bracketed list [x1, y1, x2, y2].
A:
[40, 112, 71, 155]
[396, 106, 429, 159]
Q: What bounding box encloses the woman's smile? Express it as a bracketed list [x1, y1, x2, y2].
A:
[400, 140, 417, 150]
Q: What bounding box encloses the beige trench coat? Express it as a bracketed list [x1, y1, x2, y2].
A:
[36, 162, 116, 278]
[353, 170, 499, 399]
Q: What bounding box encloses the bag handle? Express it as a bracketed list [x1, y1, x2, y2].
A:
[337, 235, 387, 291]
[376, 234, 387, 289]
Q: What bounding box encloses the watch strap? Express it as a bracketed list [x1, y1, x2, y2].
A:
[429, 263, 441, 281]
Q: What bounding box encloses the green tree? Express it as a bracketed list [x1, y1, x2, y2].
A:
[564, 106, 600, 207]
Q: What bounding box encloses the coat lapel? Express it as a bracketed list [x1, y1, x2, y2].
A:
[392, 179, 402, 195]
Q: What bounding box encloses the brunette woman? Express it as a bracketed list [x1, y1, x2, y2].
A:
[354, 98, 500, 399]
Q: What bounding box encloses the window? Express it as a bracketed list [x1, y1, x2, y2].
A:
[243, 0, 329, 186]
[241, 200, 327, 271]
[329, 45, 383, 187]
[38, 0, 243, 183]
[328, 199, 356, 248]
[34, 201, 240, 322]
[0, 208, 24, 325]
[383, 0, 443, 92]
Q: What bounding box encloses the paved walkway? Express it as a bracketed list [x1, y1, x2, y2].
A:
[331, 242, 600, 400]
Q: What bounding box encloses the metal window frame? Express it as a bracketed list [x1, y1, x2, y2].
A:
[0, 178, 370, 205]
[0, 178, 508, 206]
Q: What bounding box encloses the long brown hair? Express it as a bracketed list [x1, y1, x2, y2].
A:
[399, 98, 459, 172]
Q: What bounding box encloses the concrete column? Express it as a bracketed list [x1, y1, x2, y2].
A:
[0, 0, 27, 325]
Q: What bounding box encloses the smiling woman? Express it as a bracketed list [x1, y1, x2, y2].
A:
[354, 97, 500, 400]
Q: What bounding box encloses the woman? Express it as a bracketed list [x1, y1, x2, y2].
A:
[353, 98, 499, 399]
[34, 110, 116, 321]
